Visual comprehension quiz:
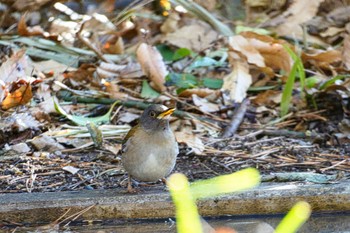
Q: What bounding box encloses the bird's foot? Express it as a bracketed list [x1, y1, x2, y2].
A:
[127, 182, 139, 193]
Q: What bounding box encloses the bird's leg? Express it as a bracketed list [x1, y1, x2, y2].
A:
[127, 175, 136, 193]
[161, 178, 167, 185]
[161, 177, 170, 191]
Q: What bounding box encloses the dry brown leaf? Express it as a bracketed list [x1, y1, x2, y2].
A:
[162, 22, 219, 52]
[103, 36, 124, 54]
[302, 49, 342, 69]
[136, 43, 168, 92]
[273, 0, 325, 37]
[251, 90, 282, 106]
[1, 80, 32, 110]
[342, 35, 350, 70]
[104, 81, 128, 100]
[249, 40, 292, 73]
[18, 14, 45, 37]
[228, 35, 265, 67]
[178, 88, 218, 98]
[222, 56, 252, 103]
[0, 50, 27, 85]
[192, 94, 219, 113]
[229, 32, 293, 72]
[175, 126, 205, 155]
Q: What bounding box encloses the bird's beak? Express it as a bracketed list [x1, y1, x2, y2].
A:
[157, 108, 176, 119]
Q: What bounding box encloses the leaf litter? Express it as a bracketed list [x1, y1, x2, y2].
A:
[0, 0, 349, 202]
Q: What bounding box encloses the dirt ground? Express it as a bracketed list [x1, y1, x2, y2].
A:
[1, 134, 348, 194]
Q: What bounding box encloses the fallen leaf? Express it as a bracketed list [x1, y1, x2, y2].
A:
[251, 90, 282, 106]
[342, 35, 350, 70]
[62, 166, 80, 175]
[103, 143, 122, 155]
[0, 112, 40, 132]
[229, 32, 293, 72]
[302, 49, 342, 69]
[18, 14, 45, 37]
[118, 112, 140, 123]
[178, 88, 218, 98]
[1, 80, 32, 110]
[136, 43, 168, 92]
[222, 57, 252, 103]
[192, 94, 219, 113]
[103, 36, 124, 54]
[228, 35, 265, 67]
[11, 143, 31, 153]
[29, 134, 65, 152]
[267, 0, 325, 38]
[175, 129, 205, 155]
[162, 22, 219, 52]
[33, 60, 76, 75]
[0, 50, 27, 86]
[141, 80, 160, 99]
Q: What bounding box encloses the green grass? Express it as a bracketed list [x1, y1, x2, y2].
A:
[280, 45, 306, 117]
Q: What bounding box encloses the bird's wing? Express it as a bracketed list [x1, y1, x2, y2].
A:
[121, 124, 139, 154]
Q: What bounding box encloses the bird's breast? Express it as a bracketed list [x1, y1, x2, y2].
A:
[122, 128, 179, 182]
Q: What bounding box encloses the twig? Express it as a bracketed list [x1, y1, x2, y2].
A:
[244, 137, 284, 147]
[76, 22, 112, 63]
[320, 159, 348, 172]
[222, 98, 250, 138]
[262, 129, 323, 139]
[164, 92, 227, 123]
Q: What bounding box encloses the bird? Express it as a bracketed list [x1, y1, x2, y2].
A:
[121, 104, 179, 192]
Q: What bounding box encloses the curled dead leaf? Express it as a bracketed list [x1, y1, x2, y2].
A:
[136, 43, 168, 92]
[222, 58, 252, 103]
[229, 32, 293, 73]
[175, 129, 205, 155]
[251, 90, 282, 106]
[1, 80, 32, 110]
[302, 49, 342, 69]
[178, 88, 219, 98]
[18, 14, 45, 36]
[229, 35, 265, 67]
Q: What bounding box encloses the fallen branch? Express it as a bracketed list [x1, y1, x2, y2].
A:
[222, 98, 250, 138]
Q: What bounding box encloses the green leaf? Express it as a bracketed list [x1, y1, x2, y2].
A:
[156, 44, 174, 62]
[283, 45, 306, 90]
[281, 45, 306, 117]
[173, 48, 192, 61]
[305, 76, 321, 89]
[141, 80, 160, 99]
[202, 78, 223, 89]
[248, 86, 276, 92]
[281, 62, 298, 117]
[54, 99, 118, 126]
[166, 73, 198, 89]
[186, 56, 222, 72]
[319, 75, 350, 90]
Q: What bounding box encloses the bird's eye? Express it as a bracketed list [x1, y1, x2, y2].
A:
[149, 111, 156, 117]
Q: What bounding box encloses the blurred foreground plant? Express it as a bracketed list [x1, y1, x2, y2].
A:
[167, 168, 311, 233]
[167, 168, 260, 233]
